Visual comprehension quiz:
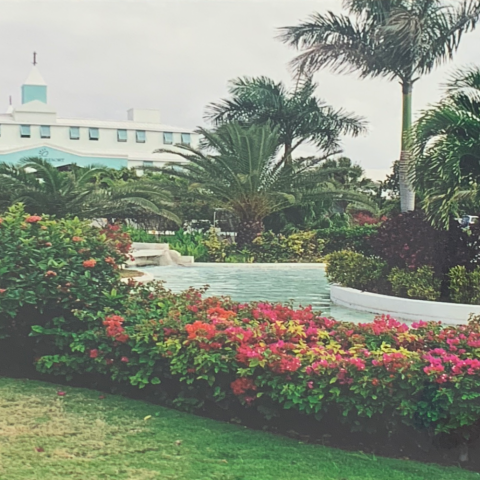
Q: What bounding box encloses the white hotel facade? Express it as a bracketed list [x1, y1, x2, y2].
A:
[0, 65, 199, 170]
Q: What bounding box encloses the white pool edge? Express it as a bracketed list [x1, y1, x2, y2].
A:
[193, 262, 326, 268]
[331, 285, 480, 325]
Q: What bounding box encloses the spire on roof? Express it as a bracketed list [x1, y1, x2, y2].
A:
[23, 65, 47, 87]
[22, 53, 47, 104]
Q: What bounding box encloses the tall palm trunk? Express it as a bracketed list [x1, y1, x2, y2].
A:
[399, 81, 415, 212]
[283, 141, 293, 167]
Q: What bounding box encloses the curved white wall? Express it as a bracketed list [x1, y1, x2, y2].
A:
[330, 285, 480, 325]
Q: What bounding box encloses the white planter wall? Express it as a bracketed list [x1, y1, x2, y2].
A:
[330, 285, 480, 325]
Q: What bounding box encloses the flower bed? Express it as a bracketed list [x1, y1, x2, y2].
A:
[31, 280, 480, 441]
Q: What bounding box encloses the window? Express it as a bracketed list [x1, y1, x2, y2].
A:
[40, 125, 50, 138]
[163, 132, 173, 144]
[70, 127, 80, 140]
[136, 130, 146, 143]
[20, 125, 31, 138]
[117, 129, 127, 142]
[89, 128, 99, 141]
[181, 133, 191, 146]
[143, 161, 154, 168]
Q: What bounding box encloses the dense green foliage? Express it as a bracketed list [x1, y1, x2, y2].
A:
[318, 225, 378, 255]
[388, 266, 441, 301]
[325, 250, 387, 292]
[413, 67, 480, 227]
[157, 122, 378, 246]
[156, 123, 298, 246]
[0, 204, 129, 331]
[326, 211, 480, 303]
[0, 158, 178, 223]
[247, 231, 324, 263]
[448, 266, 480, 305]
[125, 224, 379, 263]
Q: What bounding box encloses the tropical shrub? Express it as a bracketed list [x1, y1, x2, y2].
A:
[449, 266, 480, 305]
[318, 225, 378, 256]
[0, 204, 130, 366]
[372, 211, 446, 273]
[325, 250, 388, 292]
[248, 231, 324, 263]
[203, 228, 236, 262]
[388, 266, 441, 301]
[29, 282, 480, 440]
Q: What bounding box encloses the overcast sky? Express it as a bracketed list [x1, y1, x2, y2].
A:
[2, 0, 480, 180]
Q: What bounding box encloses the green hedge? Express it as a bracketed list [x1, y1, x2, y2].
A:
[317, 226, 379, 255]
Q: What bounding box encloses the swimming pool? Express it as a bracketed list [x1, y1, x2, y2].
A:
[140, 263, 378, 323]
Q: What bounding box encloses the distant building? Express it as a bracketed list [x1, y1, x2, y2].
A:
[0, 62, 199, 170]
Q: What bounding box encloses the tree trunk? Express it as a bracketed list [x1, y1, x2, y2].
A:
[399, 81, 415, 212]
[236, 219, 264, 248]
[283, 142, 293, 167]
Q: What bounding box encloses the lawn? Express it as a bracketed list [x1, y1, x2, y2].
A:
[0, 377, 478, 480]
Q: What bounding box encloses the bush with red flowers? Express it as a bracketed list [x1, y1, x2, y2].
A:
[0, 204, 131, 368]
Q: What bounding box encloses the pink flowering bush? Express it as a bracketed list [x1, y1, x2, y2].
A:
[32, 280, 480, 440]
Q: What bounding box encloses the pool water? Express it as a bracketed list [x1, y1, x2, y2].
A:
[140, 263, 377, 323]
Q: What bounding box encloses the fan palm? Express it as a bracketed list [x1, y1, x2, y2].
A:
[0, 158, 179, 223]
[155, 123, 377, 246]
[412, 67, 480, 228]
[205, 76, 366, 165]
[279, 0, 480, 212]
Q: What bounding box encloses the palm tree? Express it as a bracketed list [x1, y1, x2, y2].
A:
[279, 0, 480, 212]
[205, 76, 366, 165]
[412, 67, 480, 228]
[0, 158, 179, 223]
[155, 123, 377, 246]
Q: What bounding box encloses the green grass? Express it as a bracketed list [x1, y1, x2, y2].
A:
[0, 377, 478, 480]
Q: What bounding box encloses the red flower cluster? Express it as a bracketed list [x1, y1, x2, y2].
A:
[104, 257, 116, 265]
[25, 215, 42, 223]
[89, 349, 99, 358]
[82, 259, 97, 268]
[231, 377, 257, 396]
[44, 270, 57, 278]
[100, 224, 132, 255]
[103, 315, 129, 343]
[72, 236, 83, 242]
[185, 321, 217, 340]
[207, 306, 236, 320]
